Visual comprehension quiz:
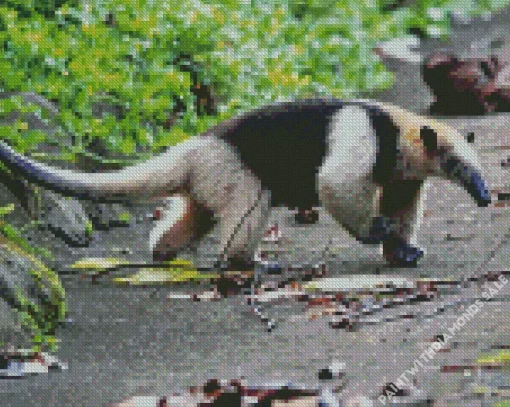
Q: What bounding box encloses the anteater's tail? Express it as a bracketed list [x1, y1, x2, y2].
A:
[0, 138, 203, 202]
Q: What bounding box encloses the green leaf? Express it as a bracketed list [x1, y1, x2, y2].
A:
[0, 204, 15, 217]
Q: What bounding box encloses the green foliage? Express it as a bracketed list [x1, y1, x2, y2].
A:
[0, 219, 52, 260]
[0, 205, 65, 353]
[1, 0, 508, 158]
[0, 203, 15, 216]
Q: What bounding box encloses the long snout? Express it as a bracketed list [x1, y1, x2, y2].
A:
[444, 156, 492, 207]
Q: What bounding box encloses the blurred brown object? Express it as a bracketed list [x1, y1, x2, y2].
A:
[422, 46, 510, 115]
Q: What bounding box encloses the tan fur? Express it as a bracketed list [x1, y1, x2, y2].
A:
[357, 100, 476, 179]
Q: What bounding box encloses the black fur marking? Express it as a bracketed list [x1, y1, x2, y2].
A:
[365, 106, 399, 185]
[420, 126, 438, 154]
[214, 99, 345, 208]
[381, 180, 423, 216]
[213, 99, 400, 207]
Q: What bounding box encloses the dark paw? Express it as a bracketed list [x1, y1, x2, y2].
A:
[387, 244, 424, 267]
[228, 257, 254, 271]
[358, 217, 392, 244]
[295, 209, 319, 224]
[152, 249, 177, 263]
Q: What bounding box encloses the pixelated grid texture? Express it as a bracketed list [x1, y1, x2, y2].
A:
[0, 1, 508, 406]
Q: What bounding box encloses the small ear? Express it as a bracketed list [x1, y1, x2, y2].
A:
[420, 126, 438, 154]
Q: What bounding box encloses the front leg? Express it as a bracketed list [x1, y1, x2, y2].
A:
[381, 180, 426, 267]
[318, 105, 388, 244]
[319, 172, 386, 243]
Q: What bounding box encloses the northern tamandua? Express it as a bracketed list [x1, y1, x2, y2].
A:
[0, 99, 492, 268]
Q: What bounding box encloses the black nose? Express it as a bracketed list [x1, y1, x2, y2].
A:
[469, 171, 492, 207]
[445, 157, 491, 207]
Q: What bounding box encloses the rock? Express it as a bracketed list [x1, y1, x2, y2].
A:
[0, 299, 32, 353]
[35, 189, 92, 247]
[375, 36, 423, 64]
[0, 170, 33, 213]
[0, 243, 65, 353]
[450, 10, 474, 25]
[83, 202, 131, 230]
[423, 52, 496, 115]
[494, 54, 510, 90]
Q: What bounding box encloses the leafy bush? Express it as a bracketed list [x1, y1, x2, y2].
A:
[0, 0, 508, 158]
[0, 204, 66, 353]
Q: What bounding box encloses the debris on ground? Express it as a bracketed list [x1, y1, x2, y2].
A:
[304, 276, 414, 293]
[112, 268, 217, 286]
[475, 350, 510, 368]
[262, 224, 282, 243]
[112, 259, 216, 286]
[0, 349, 67, 378]
[68, 257, 224, 285]
[378, 382, 432, 406]
[170, 268, 506, 333]
[68, 257, 128, 273]
[318, 360, 346, 381]
[113, 379, 326, 406]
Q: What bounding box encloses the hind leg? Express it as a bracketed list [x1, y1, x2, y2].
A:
[150, 193, 214, 262]
[215, 188, 271, 270]
[185, 138, 272, 270]
[381, 180, 426, 267]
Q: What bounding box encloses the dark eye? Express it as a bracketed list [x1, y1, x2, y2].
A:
[420, 126, 438, 153]
[466, 132, 475, 143]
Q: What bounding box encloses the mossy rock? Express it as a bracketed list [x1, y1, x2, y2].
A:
[0, 241, 66, 353]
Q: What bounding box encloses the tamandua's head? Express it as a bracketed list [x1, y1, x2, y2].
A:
[420, 124, 491, 207]
[379, 103, 492, 207]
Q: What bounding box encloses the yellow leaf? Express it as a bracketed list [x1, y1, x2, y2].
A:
[68, 257, 127, 271]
